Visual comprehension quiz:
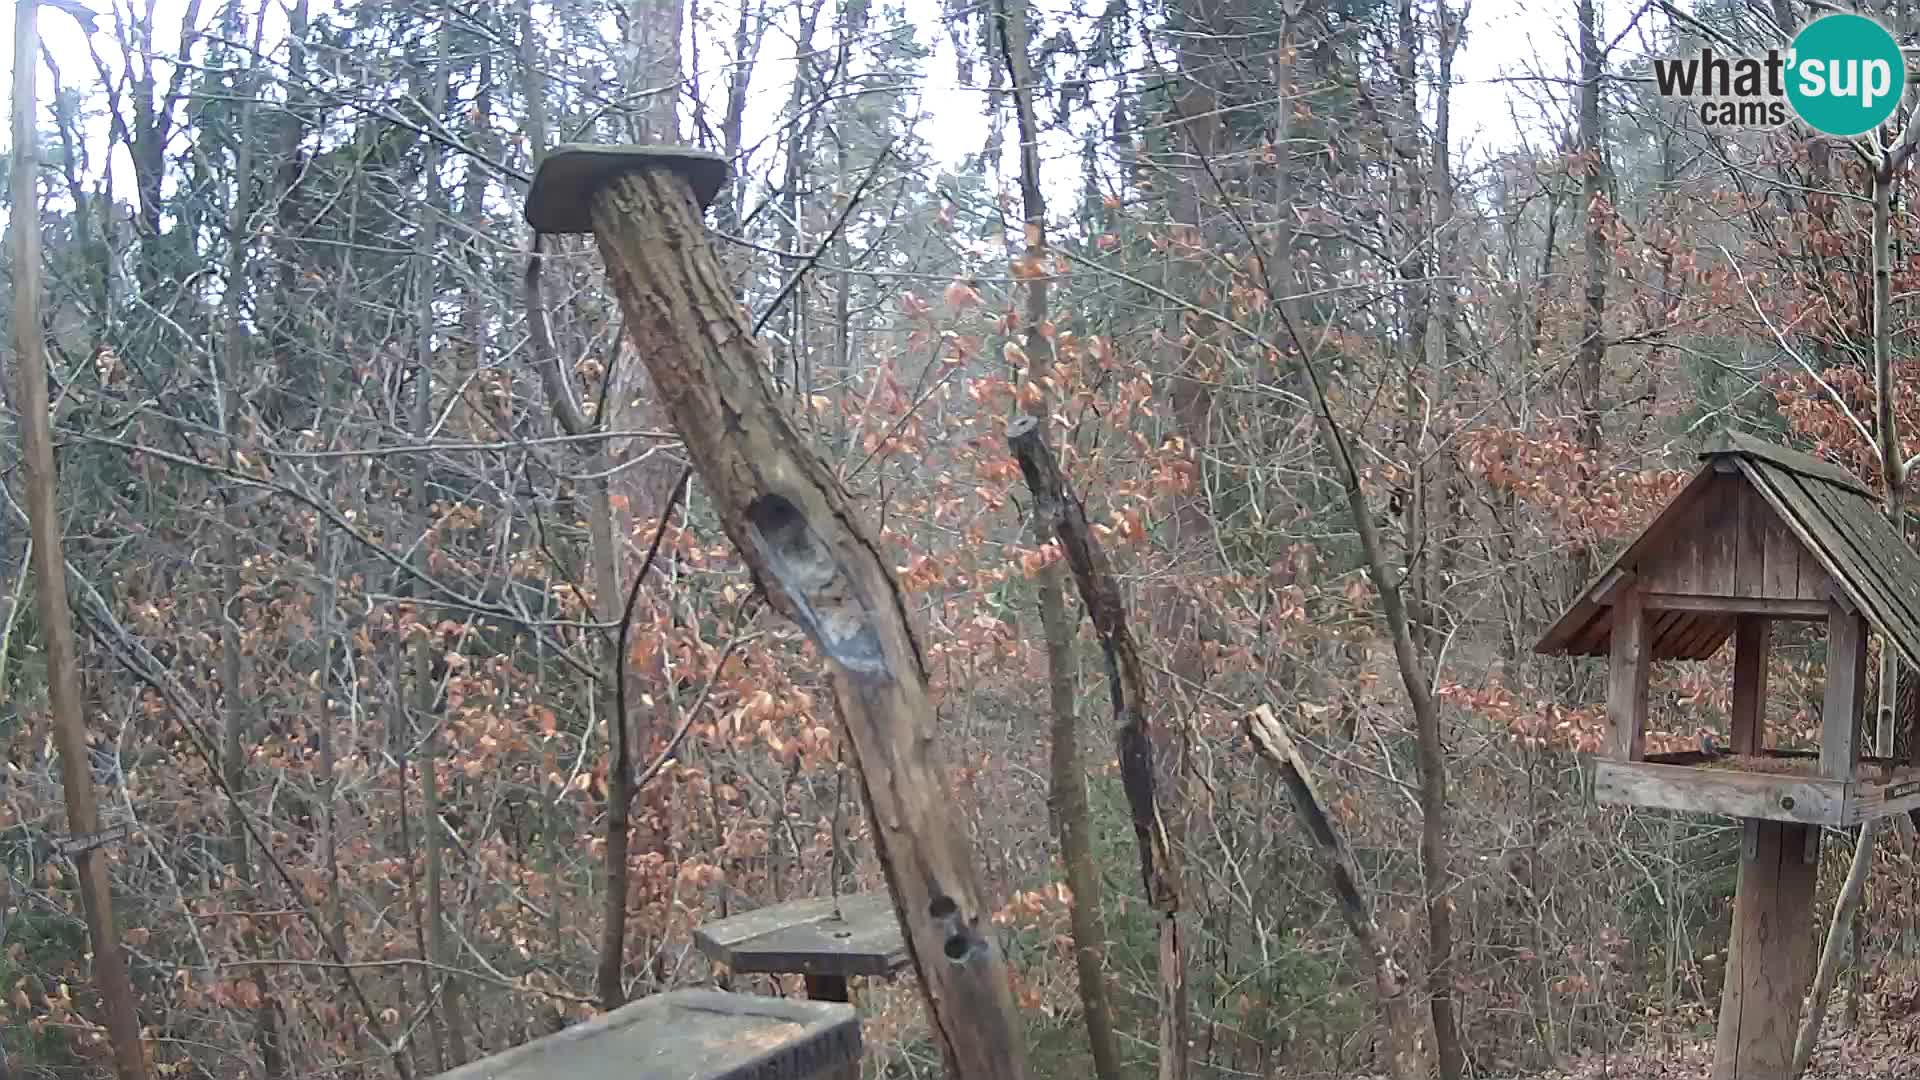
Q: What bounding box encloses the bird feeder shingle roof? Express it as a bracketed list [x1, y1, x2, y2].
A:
[1535, 432, 1920, 671]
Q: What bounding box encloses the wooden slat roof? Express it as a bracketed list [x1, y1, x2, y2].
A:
[1535, 432, 1920, 671]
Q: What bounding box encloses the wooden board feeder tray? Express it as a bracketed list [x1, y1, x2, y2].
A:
[1535, 432, 1920, 1080]
[429, 989, 860, 1080]
[693, 891, 910, 1003]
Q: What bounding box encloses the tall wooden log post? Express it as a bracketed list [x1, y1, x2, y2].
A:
[524, 146, 1027, 1080]
[1711, 601, 1863, 1080]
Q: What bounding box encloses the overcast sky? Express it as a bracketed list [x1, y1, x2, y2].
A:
[1, 0, 1579, 224]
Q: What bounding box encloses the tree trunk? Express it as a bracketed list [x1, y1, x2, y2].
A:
[10, 3, 149, 1075]
[573, 163, 1029, 1080]
[1573, 0, 1610, 590]
[994, 3, 1122, 1076]
[1006, 416, 1187, 1080]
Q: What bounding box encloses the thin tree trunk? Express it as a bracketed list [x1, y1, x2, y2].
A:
[994, 2, 1122, 1076]
[1794, 151, 1912, 1075]
[216, 10, 282, 1069]
[410, 28, 467, 1066]
[1573, 0, 1610, 591]
[10, 2, 149, 1074]
[1007, 417, 1187, 1080]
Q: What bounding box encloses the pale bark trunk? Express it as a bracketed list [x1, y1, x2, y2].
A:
[11, 2, 148, 1074]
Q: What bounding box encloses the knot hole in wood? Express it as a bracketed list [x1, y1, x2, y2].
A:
[926, 895, 986, 964]
[746, 494, 887, 679]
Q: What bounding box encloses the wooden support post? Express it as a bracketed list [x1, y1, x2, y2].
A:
[1824, 598, 1867, 781]
[524, 147, 1026, 1080]
[1731, 616, 1771, 755]
[1712, 820, 1820, 1080]
[1607, 587, 1651, 761]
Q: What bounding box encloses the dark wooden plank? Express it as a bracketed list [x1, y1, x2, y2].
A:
[430, 989, 861, 1080]
[1700, 472, 1739, 596]
[1607, 588, 1651, 761]
[1734, 479, 1769, 599]
[1670, 612, 1732, 660]
[1643, 493, 1711, 595]
[1756, 495, 1811, 600]
[1731, 617, 1771, 754]
[694, 892, 909, 979]
[1713, 820, 1821, 1078]
[1642, 594, 1826, 618]
[1823, 598, 1867, 781]
[1576, 608, 1619, 656]
[1645, 608, 1686, 658]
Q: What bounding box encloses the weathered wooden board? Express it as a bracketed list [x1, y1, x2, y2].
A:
[430, 990, 860, 1080]
[1592, 760, 1846, 826]
[1713, 820, 1820, 1080]
[1846, 767, 1920, 824]
[1822, 599, 1867, 781]
[1641, 594, 1826, 617]
[1730, 617, 1770, 754]
[1606, 589, 1651, 760]
[695, 892, 909, 979]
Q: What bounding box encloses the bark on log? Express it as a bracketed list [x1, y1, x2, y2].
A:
[1243, 705, 1431, 1080]
[573, 164, 1026, 1080]
[1005, 414, 1188, 1080]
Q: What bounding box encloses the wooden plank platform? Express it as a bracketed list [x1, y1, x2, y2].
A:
[1595, 755, 1920, 826]
[694, 892, 909, 980]
[431, 990, 860, 1080]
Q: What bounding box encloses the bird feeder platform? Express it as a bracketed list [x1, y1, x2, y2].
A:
[693, 891, 910, 1003]
[1536, 432, 1920, 1080]
[429, 990, 860, 1080]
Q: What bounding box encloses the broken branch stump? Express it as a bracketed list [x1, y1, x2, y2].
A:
[524, 145, 1026, 1080]
[1243, 705, 1429, 1080]
[1005, 413, 1188, 1080]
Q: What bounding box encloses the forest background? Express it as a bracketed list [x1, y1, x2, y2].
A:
[4, 0, 1920, 1076]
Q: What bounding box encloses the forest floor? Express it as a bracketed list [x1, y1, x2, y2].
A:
[1516, 995, 1920, 1080]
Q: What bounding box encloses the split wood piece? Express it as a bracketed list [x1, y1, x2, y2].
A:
[1242, 706, 1429, 1080]
[523, 145, 1026, 1080]
[1004, 413, 1188, 1080]
[431, 989, 860, 1080]
[694, 892, 911, 1002]
[1712, 821, 1820, 1080]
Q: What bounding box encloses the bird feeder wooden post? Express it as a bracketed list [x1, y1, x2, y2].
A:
[523, 146, 1027, 1080]
[1536, 433, 1920, 1080]
[693, 892, 910, 1005]
[694, 893, 911, 1080]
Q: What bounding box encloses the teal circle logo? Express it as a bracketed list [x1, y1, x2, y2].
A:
[1787, 14, 1907, 136]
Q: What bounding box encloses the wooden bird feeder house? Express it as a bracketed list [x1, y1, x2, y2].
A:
[1536, 431, 1920, 1079]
